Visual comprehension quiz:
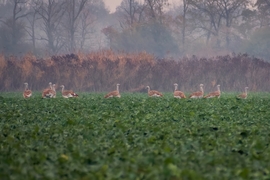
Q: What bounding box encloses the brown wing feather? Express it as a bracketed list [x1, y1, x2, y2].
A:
[42, 89, 48, 96]
[189, 91, 203, 98]
[64, 90, 75, 94]
[61, 88, 78, 98]
[42, 89, 54, 98]
[237, 93, 247, 99]
[149, 90, 163, 97]
[43, 87, 51, 92]
[104, 91, 120, 98]
[23, 90, 32, 98]
[62, 90, 71, 96]
[174, 90, 186, 98]
[204, 91, 220, 98]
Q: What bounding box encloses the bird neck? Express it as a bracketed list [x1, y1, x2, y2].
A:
[174, 85, 177, 91]
[245, 88, 248, 95]
[200, 86, 204, 93]
[50, 84, 52, 89]
[25, 84, 28, 91]
[217, 86, 220, 93]
[61, 86, 64, 92]
[116, 85, 119, 92]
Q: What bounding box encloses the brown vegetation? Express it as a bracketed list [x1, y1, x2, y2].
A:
[0, 50, 270, 92]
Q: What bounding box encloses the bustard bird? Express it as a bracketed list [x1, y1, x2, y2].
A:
[60, 85, 78, 98]
[23, 82, 32, 98]
[104, 83, 121, 98]
[146, 86, 163, 97]
[189, 84, 204, 98]
[42, 82, 55, 98]
[237, 87, 248, 99]
[173, 83, 186, 99]
[204, 85, 221, 98]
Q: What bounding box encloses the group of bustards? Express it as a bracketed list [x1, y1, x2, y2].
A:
[23, 82, 78, 99]
[24, 82, 248, 99]
[146, 84, 248, 99]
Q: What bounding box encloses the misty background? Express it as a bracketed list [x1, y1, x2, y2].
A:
[0, 0, 269, 60]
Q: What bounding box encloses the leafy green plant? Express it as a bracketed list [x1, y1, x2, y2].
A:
[0, 93, 270, 179]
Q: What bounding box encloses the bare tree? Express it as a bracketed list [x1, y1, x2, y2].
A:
[216, 0, 251, 48]
[77, 0, 109, 51]
[188, 0, 223, 45]
[78, 7, 95, 50]
[256, 0, 270, 6]
[188, 0, 250, 49]
[169, 1, 190, 54]
[255, 0, 270, 27]
[0, 0, 30, 53]
[144, 0, 169, 23]
[63, 0, 88, 52]
[1, 0, 29, 45]
[116, 0, 167, 25]
[117, 0, 146, 28]
[35, 0, 65, 54]
[25, 1, 41, 54]
[180, 0, 189, 52]
[11, 0, 30, 47]
[78, 5, 96, 50]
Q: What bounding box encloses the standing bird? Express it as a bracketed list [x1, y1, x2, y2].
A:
[204, 85, 221, 98]
[23, 82, 32, 98]
[42, 82, 54, 98]
[104, 83, 121, 98]
[189, 84, 204, 98]
[146, 86, 163, 97]
[173, 83, 186, 98]
[60, 85, 78, 98]
[237, 87, 248, 99]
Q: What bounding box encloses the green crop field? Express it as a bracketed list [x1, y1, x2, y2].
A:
[1, 92, 270, 179]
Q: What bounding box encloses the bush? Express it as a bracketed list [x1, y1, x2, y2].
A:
[0, 51, 270, 92]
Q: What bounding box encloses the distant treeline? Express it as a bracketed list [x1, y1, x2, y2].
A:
[0, 50, 270, 92]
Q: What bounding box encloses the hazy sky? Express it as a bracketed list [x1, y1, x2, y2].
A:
[104, 0, 176, 13]
[103, 0, 122, 12]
